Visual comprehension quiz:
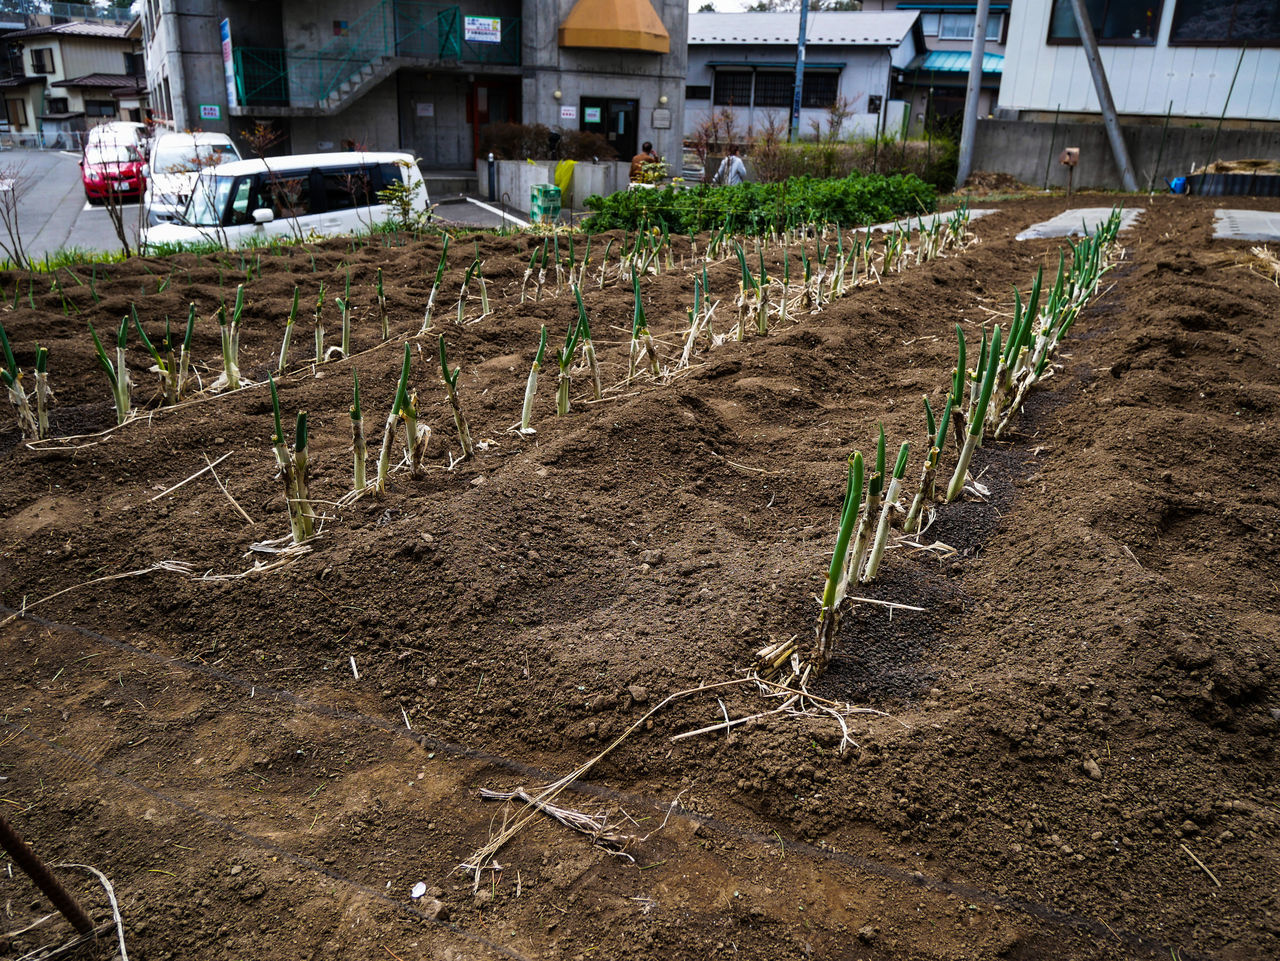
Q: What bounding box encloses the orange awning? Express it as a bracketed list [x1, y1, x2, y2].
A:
[558, 0, 670, 54]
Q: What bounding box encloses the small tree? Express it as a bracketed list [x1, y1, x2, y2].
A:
[0, 163, 31, 269]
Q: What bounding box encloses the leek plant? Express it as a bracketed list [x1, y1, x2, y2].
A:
[626, 274, 659, 383]
[456, 259, 477, 324]
[0, 320, 37, 438]
[268, 375, 314, 544]
[336, 271, 352, 358]
[535, 239, 548, 302]
[218, 284, 246, 389]
[88, 316, 131, 424]
[947, 325, 1001, 502]
[438, 334, 474, 459]
[572, 285, 602, 401]
[375, 268, 388, 340]
[313, 282, 326, 364]
[421, 234, 450, 332]
[597, 238, 614, 288]
[520, 325, 548, 433]
[278, 286, 300, 373]
[845, 426, 885, 591]
[903, 373, 957, 535]
[132, 308, 179, 405]
[33, 346, 50, 439]
[376, 344, 413, 491]
[351, 369, 366, 490]
[861, 441, 909, 583]
[813, 451, 865, 677]
[521, 247, 537, 303]
[555, 306, 584, 416]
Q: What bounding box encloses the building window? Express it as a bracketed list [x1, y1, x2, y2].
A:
[685, 84, 711, 100]
[85, 100, 116, 117]
[6, 98, 26, 127]
[920, 11, 940, 35]
[939, 12, 1004, 41]
[1170, 0, 1280, 43]
[30, 47, 55, 74]
[712, 70, 752, 107]
[801, 72, 839, 108]
[1048, 0, 1163, 43]
[45, 97, 68, 114]
[753, 72, 794, 108]
[123, 52, 143, 76]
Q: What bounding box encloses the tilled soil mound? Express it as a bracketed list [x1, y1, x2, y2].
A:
[1, 195, 1277, 961]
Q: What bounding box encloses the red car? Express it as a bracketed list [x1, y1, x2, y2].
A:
[81, 142, 146, 205]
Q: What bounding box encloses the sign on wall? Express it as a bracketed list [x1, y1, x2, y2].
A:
[199, 104, 222, 120]
[220, 19, 236, 109]
[464, 16, 502, 43]
[416, 102, 434, 118]
[560, 105, 577, 122]
[584, 106, 601, 124]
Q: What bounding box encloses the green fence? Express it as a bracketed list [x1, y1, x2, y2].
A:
[234, 1, 520, 109]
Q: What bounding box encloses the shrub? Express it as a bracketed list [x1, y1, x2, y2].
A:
[746, 136, 959, 192]
[581, 172, 937, 235]
[478, 123, 618, 162]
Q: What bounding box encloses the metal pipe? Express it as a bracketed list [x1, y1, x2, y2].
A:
[0, 812, 95, 936]
[1206, 44, 1246, 171]
[1068, 0, 1138, 191]
[788, 0, 810, 144]
[1149, 100, 1172, 194]
[955, 0, 990, 186]
[1043, 103, 1060, 190]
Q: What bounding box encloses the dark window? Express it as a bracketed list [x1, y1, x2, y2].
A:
[85, 100, 116, 117]
[259, 170, 313, 221]
[713, 70, 752, 107]
[753, 72, 794, 108]
[45, 97, 68, 114]
[322, 167, 375, 211]
[123, 52, 144, 76]
[1048, 0, 1163, 43]
[1170, 0, 1280, 43]
[30, 47, 54, 74]
[376, 163, 402, 192]
[801, 72, 839, 108]
[685, 84, 711, 101]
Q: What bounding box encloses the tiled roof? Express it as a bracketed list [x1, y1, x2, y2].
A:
[911, 50, 1004, 73]
[54, 72, 142, 89]
[689, 11, 919, 46]
[0, 75, 43, 87]
[2, 21, 130, 40]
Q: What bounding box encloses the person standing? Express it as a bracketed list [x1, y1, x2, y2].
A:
[714, 146, 747, 186]
[630, 141, 660, 183]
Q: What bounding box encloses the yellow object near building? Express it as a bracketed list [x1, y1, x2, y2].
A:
[558, 0, 670, 54]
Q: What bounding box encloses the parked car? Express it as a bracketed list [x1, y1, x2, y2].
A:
[144, 131, 241, 226]
[142, 152, 430, 250]
[81, 142, 146, 205]
[86, 120, 148, 157]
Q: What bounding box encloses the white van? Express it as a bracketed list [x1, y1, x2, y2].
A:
[144, 131, 241, 226]
[141, 152, 430, 250]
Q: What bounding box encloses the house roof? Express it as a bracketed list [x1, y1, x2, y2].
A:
[688, 10, 919, 47]
[54, 73, 142, 89]
[0, 75, 43, 88]
[2, 21, 130, 40]
[910, 50, 1004, 73]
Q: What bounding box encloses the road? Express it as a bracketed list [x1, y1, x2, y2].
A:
[0, 148, 141, 263]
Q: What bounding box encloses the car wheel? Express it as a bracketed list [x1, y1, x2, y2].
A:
[86, 194, 103, 206]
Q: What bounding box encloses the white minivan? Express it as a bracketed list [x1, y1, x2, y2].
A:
[141, 152, 430, 250]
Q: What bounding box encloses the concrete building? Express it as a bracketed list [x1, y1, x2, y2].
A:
[140, 0, 686, 174]
[0, 20, 144, 147]
[685, 10, 925, 143]
[860, 1, 1009, 132]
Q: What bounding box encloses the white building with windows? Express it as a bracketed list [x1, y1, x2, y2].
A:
[997, 0, 1280, 123]
[685, 10, 925, 142]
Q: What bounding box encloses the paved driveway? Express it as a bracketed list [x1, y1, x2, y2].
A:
[0, 147, 142, 263]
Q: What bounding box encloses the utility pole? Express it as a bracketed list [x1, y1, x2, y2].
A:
[954, 0, 990, 187]
[1069, 0, 1138, 191]
[788, 0, 811, 143]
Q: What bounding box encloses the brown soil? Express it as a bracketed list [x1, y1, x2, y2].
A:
[2, 195, 1277, 961]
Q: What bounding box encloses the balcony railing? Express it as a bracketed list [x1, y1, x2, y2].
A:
[233, 1, 520, 110]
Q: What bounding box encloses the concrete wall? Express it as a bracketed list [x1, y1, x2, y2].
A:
[999, 0, 1280, 120]
[288, 75, 399, 152]
[521, 0, 687, 165]
[973, 118, 1280, 192]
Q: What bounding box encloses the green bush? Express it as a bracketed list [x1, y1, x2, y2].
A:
[749, 137, 959, 192]
[582, 172, 937, 235]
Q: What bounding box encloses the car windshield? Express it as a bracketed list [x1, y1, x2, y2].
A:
[85, 144, 139, 165]
[152, 142, 238, 174]
[183, 172, 235, 226]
